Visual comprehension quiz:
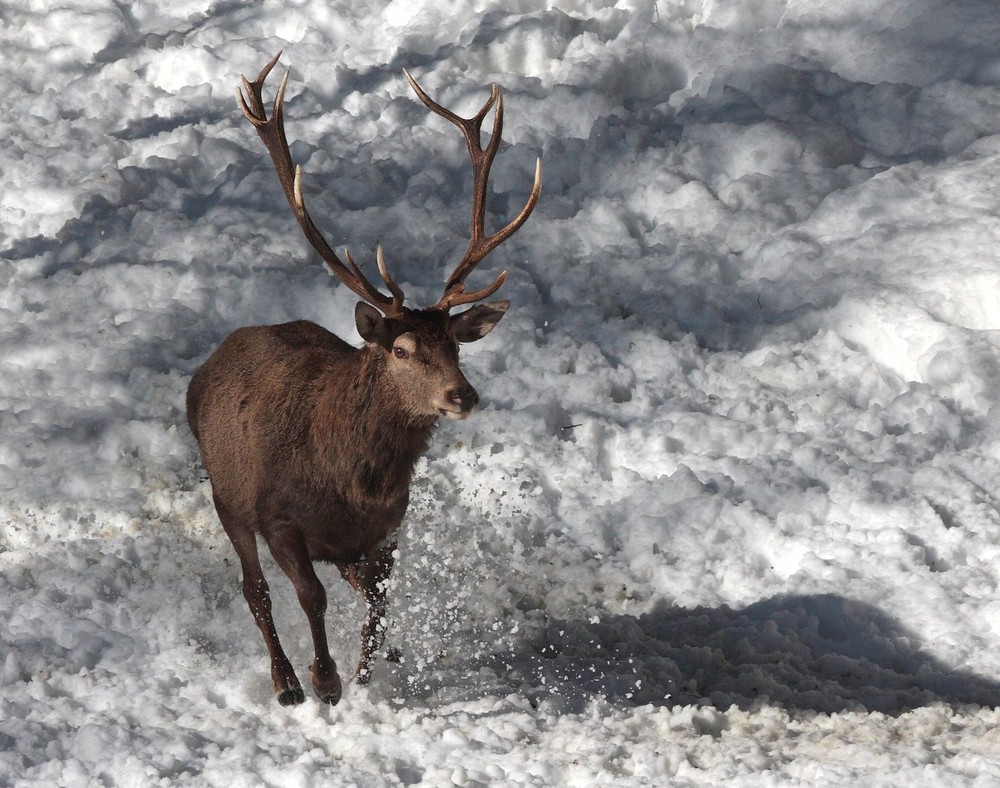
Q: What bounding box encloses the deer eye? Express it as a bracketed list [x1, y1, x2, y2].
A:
[393, 346, 408, 359]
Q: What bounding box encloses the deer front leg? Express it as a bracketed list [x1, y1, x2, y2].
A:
[341, 539, 397, 684]
[243, 570, 306, 706]
[219, 513, 304, 706]
[267, 534, 342, 705]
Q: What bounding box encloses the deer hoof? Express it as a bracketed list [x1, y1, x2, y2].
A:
[277, 686, 306, 706]
[314, 680, 342, 705]
[311, 665, 343, 705]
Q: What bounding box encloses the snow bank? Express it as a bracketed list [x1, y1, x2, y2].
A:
[4, 0, 1000, 784]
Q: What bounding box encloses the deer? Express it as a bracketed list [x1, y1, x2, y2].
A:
[186, 53, 541, 706]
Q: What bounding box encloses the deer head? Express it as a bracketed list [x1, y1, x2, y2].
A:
[237, 53, 541, 419]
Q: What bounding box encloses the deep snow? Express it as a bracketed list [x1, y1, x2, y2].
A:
[5, 0, 1000, 785]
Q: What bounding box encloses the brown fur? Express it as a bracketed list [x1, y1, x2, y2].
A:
[187, 305, 506, 705]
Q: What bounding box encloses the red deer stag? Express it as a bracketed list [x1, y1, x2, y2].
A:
[186, 53, 541, 706]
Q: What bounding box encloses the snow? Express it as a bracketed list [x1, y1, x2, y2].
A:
[4, 0, 1000, 784]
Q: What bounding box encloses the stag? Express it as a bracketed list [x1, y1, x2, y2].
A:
[186, 53, 540, 706]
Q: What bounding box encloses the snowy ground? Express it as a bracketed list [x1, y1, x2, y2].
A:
[5, 0, 1000, 784]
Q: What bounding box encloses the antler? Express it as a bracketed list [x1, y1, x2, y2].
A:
[238, 53, 404, 314]
[404, 70, 542, 312]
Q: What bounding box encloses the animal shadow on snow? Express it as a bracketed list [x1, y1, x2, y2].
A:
[493, 593, 1000, 716]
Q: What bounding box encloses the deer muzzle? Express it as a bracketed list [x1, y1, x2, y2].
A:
[439, 384, 479, 420]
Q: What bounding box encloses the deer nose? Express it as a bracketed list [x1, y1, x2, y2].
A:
[447, 385, 479, 412]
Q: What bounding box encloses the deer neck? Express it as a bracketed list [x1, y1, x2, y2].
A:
[314, 347, 436, 477]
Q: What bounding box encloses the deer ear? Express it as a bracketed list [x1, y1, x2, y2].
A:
[450, 300, 510, 343]
[355, 302, 386, 343]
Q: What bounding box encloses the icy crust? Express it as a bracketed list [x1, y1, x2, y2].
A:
[6, 0, 1000, 784]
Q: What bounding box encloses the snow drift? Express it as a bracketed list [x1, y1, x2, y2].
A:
[4, 0, 1000, 784]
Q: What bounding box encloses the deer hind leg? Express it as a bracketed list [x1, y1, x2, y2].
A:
[341, 539, 397, 684]
[266, 534, 342, 705]
[218, 510, 304, 706]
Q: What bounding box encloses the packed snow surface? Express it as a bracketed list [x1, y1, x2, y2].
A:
[5, 0, 1000, 784]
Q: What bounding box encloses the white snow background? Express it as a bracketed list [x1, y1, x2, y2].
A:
[5, 0, 1000, 784]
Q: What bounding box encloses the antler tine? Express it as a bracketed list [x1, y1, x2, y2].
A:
[375, 245, 406, 306]
[238, 53, 403, 314]
[404, 69, 542, 311]
[435, 270, 510, 312]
